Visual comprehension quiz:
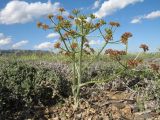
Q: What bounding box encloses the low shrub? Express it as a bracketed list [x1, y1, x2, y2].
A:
[0, 61, 71, 119]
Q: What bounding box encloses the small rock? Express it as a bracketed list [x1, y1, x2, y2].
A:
[134, 110, 155, 120]
[121, 105, 133, 119]
[110, 105, 122, 119]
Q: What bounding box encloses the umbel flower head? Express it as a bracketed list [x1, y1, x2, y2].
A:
[105, 29, 113, 41]
[139, 44, 149, 52]
[57, 15, 64, 21]
[127, 59, 142, 68]
[109, 22, 120, 27]
[121, 32, 132, 44]
[72, 9, 80, 15]
[37, 22, 42, 28]
[68, 15, 74, 19]
[54, 42, 61, 48]
[71, 42, 78, 49]
[90, 14, 96, 19]
[105, 49, 126, 57]
[59, 8, 65, 12]
[42, 24, 49, 30]
[48, 14, 54, 19]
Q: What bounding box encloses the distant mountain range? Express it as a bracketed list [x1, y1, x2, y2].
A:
[0, 49, 52, 54]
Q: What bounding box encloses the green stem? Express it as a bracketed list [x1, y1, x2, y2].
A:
[58, 31, 70, 52]
[79, 69, 124, 87]
[125, 42, 128, 54]
[72, 52, 77, 96]
[125, 42, 128, 67]
[74, 20, 85, 106]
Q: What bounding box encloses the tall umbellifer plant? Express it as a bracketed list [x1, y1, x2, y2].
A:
[37, 8, 133, 108]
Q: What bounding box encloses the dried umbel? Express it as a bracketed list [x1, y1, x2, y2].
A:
[94, 19, 106, 29]
[75, 19, 81, 25]
[105, 29, 113, 41]
[105, 49, 126, 56]
[54, 42, 61, 48]
[150, 64, 159, 72]
[105, 49, 126, 61]
[68, 15, 74, 19]
[72, 9, 80, 15]
[68, 30, 77, 36]
[121, 32, 132, 44]
[95, 23, 101, 28]
[42, 24, 49, 30]
[57, 15, 64, 21]
[90, 14, 96, 19]
[140, 44, 149, 52]
[60, 20, 72, 29]
[64, 51, 72, 56]
[37, 22, 42, 28]
[79, 15, 87, 21]
[48, 14, 54, 19]
[109, 22, 120, 27]
[71, 43, 78, 49]
[99, 19, 106, 25]
[84, 22, 94, 30]
[127, 59, 142, 68]
[59, 8, 65, 12]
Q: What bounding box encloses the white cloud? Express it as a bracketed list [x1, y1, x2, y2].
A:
[131, 10, 160, 24]
[0, 33, 11, 46]
[130, 17, 142, 23]
[95, 0, 143, 18]
[12, 40, 28, 49]
[46, 33, 59, 39]
[144, 10, 160, 19]
[0, 1, 60, 24]
[89, 40, 104, 45]
[92, 0, 100, 9]
[34, 42, 53, 49]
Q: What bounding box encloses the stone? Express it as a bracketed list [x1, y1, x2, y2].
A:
[134, 110, 155, 120]
[121, 105, 133, 119]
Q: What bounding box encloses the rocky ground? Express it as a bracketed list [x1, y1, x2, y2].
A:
[1, 58, 159, 120]
[24, 58, 160, 120]
[23, 77, 160, 120]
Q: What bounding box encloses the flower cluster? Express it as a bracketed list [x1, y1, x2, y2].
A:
[71, 42, 78, 49]
[127, 59, 142, 68]
[105, 49, 126, 59]
[37, 22, 49, 30]
[57, 15, 64, 21]
[59, 8, 65, 12]
[105, 49, 126, 56]
[68, 15, 74, 19]
[90, 14, 96, 19]
[72, 9, 80, 15]
[54, 42, 61, 48]
[105, 29, 113, 41]
[139, 44, 149, 52]
[48, 14, 54, 19]
[109, 22, 120, 27]
[60, 20, 72, 29]
[121, 32, 132, 45]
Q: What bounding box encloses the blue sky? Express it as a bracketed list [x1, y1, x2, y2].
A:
[0, 0, 160, 52]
